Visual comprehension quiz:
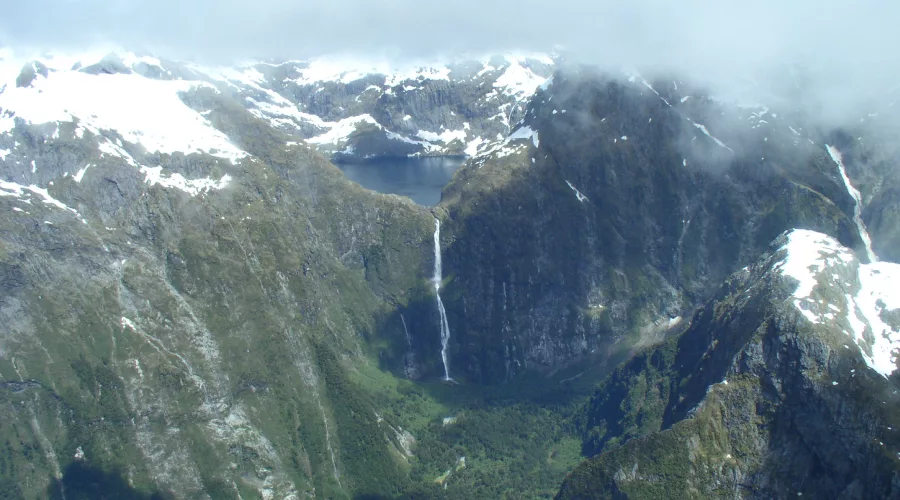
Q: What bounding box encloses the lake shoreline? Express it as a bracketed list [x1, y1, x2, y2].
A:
[336, 156, 466, 206]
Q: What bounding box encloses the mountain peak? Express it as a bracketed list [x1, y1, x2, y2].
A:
[777, 229, 900, 377]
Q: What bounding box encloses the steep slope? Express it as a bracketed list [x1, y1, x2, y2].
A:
[558, 229, 900, 499]
[422, 67, 879, 384]
[190, 53, 555, 161]
[0, 50, 439, 499]
[0, 49, 555, 164]
[823, 110, 900, 263]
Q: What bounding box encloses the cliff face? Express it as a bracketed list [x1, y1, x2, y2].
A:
[558, 230, 900, 499]
[430, 69, 874, 384]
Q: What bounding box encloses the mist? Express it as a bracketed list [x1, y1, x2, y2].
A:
[2, 0, 898, 127]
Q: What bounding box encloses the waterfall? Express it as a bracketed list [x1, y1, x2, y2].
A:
[433, 218, 452, 381]
[400, 314, 412, 349]
[400, 313, 414, 379]
[826, 145, 877, 263]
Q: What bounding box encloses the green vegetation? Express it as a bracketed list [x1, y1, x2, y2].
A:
[334, 348, 604, 499]
[4, 62, 898, 500]
[560, 377, 764, 500]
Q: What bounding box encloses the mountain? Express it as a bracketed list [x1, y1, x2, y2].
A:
[1, 47, 899, 499]
[428, 67, 889, 384]
[0, 48, 555, 165]
[0, 48, 441, 499]
[557, 229, 900, 498]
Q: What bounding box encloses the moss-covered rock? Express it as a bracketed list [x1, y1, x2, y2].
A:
[559, 232, 900, 499]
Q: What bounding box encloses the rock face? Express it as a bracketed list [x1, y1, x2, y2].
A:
[189, 53, 555, 161]
[557, 230, 900, 499]
[430, 68, 881, 384]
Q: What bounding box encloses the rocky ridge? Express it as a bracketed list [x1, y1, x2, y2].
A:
[557, 229, 900, 498]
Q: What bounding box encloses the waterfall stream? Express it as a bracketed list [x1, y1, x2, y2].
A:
[433, 218, 452, 381]
[827, 145, 877, 263]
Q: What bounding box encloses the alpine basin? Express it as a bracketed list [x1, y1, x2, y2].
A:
[335, 156, 466, 206]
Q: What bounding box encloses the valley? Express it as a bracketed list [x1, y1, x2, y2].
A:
[0, 45, 898, 499]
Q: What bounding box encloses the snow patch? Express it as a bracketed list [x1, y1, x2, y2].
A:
[307, 115, 379, 145]
[464, 136, 485, 157]
[0, 63, 246, 162]
[539, 75, 554, 91]
[417, 128, 467, 144]
[285, 57, 451, 86]
[493, 56, 548, 99]
[777, 229, 900, 377]
[121, 317, 137, 331]
[691, 121, 734, 152]
[73, 165, 90, 183]
[0, 180, 80, 215]
[507, 126, 539, 148]
[852, 262, 900, 377]
[565, 180, 588, 203]
[140, 166, 232, 196]
[244, 90, 329, 131]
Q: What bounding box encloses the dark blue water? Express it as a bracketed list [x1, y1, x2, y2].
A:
[336, 156, 466, 206]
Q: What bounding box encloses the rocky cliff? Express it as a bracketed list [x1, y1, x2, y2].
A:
[429, 68, 884, 384]
[557, 229, 900, 499]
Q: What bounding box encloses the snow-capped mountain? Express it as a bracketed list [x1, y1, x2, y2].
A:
[0, 48, 554, 167]
[562, 229, 900, 498]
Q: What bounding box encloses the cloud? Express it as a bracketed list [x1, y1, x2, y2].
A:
[2, 0, 897, 125]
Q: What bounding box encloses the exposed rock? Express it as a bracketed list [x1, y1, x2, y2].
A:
[15, 61, 48, 88]
[79, 54, 133, 76]
[430, 69, 869, 384]
[559, 230, 900, 499]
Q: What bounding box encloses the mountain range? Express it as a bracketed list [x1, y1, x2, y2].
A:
[0, 47, 898, 499]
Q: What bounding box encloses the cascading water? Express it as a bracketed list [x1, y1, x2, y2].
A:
[433, 218, 452, 381]
[826, 145, 877, 263]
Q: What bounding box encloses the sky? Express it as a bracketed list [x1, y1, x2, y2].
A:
[1, 0, 898, 125]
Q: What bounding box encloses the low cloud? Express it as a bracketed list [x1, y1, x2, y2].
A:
[2, 0, 897, 126]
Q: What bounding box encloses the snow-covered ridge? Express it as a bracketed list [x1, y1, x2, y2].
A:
[268, 52, 553, 87]
[188, 52, 553, 159]
[492, 56, 550, 100]
[470, 124, 540, 166]
[0, 49, 242, 198]
[0, 50, 246, 163]
[1, 47, 555, 179]
[777, 229, 900, 377]
[286, 57, 451, 87]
